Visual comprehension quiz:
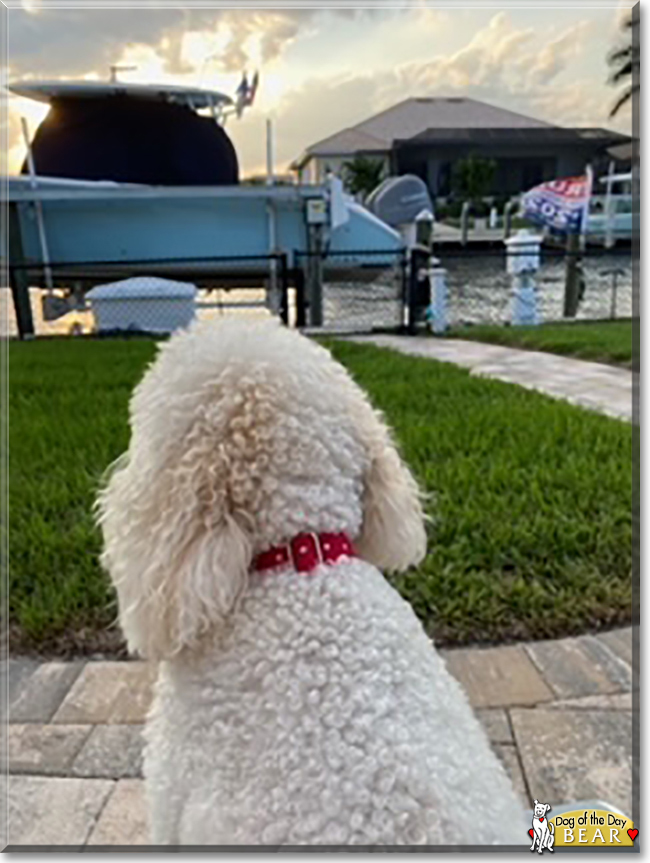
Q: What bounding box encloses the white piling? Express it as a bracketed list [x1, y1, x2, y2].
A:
[427, 260, 448, 334]
[504, 230, 542, 326]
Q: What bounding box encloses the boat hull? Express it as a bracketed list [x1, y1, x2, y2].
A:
[5, 177, 404, 284]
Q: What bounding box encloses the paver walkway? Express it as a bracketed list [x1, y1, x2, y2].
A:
[4, 627, 635, 847]
[347, 336, 633, 421]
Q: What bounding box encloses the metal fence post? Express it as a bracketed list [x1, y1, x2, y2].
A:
[610, 270, 618, 319]
[407, 247, 430, 334]
[278, 254, 289, 325]
[306, 229, 324, 327]
[9, 203, 35, 340]
[293, 262, 307, 328]
[400, 249, 409, 332]
[503, 200, 515, 240]
[406, 248, 416, 334]
[563, 232, 582, 318]
[460, 202, 470, 246]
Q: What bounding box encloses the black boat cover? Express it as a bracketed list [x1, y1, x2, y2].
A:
[22, 96, 239, 186]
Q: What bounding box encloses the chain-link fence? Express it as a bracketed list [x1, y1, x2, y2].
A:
[436, 248, 633, 327]
[5, 245, 632, 339]
[4, 254, 295, 338]
[296, 249, 407, 334]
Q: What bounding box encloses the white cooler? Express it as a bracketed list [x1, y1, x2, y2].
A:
[86, 277, 197, 334]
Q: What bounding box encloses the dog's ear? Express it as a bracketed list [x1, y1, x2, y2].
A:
[353, 402, 427, 572]
[96, 396, 256, 661]
[534, 800, 539, 807]
[545, 805, 551, 814]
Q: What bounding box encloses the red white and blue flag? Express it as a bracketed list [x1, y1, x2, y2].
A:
[521, 174, 592, 234]
[235, 71, 259, 116]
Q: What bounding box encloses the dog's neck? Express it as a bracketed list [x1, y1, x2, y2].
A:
[251, 475, 365, 554]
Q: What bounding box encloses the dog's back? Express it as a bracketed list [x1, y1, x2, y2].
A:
[144, 559, 525, 846]
[97, 320, 526, 847]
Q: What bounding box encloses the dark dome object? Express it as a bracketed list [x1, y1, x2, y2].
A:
[22, 95, 238, 186]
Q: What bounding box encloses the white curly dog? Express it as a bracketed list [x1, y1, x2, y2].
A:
[97, 317, 526, 846]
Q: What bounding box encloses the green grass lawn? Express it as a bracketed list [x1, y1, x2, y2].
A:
[9, 337, 632, 654]
[446, 319, 633, 367]
[9, 338, 158, 655]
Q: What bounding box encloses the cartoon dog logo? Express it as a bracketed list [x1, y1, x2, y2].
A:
[530, 800, 555, 853]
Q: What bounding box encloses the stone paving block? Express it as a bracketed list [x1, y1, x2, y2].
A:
[72, 724, 144, 778]
[443, 645, 554, 708]
[475, 708, 513, 744]
[53, 661, 157, 725]
[492, 743, 531, 808]
[9, 724, 92, 775]
[9, 662, 84, 723]
[546, 692, 633, 711]
[1, 659, 38, 707]
[510, 708, 633, 817]
[8, 775, 114, 846]
[87, 779, 150, 845]
[595, 628, 633, 668]
[524, 635, 632, 699]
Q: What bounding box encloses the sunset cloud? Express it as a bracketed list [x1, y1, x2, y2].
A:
[6, 6, 633, 176]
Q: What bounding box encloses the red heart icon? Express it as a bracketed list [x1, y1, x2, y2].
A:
[540, 817, 544, 822]
[628, 829, 638, 841]
[528, 829, 534, 838]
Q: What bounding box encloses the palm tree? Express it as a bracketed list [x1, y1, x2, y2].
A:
[608, 13, 639, 117]
[341, 156, 385, 198]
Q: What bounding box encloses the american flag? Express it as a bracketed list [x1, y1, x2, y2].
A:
[235, 71, 259, 116]
[521, 174, 592, 234]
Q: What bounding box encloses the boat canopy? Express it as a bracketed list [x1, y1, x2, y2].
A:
[9, 79, 233, 109]
[14, 87, 239, 186]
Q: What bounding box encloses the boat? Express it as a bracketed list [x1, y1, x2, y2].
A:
[4, 76, 404, 333]
[587, 172, 633, 246]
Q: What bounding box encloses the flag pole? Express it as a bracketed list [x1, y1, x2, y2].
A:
[563, 232, 581, 318]
[579, 163, 593, 252]
[564, 166, 590, 317]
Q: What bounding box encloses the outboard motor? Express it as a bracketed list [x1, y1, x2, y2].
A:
[366, 174, 433, 228]
[367, 175, 434, 331]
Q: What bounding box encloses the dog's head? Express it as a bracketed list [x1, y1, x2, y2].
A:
[96, 318, 427, 660]
[533, 801, 551, 819]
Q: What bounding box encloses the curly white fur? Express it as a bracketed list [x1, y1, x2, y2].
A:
[97, 317, 526, 846]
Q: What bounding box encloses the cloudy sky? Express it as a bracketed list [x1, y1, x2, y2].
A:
[5, 2, 635, 177]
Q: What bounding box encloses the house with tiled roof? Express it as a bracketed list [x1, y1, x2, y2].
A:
[291, 97, 630, 196]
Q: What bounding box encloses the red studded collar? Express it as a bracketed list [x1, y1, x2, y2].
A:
[253, 532, 356, 574]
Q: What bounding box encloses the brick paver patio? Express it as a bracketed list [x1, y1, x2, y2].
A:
[4, 626, 635, 847]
